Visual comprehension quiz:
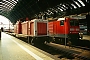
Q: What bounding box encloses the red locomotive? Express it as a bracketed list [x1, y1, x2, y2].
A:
[14, 20, 22, 34]
[21, 19, 48, 36]
[15, 19, 49, 45]
[48, 17, 80, 44]
[21, 21, 29, 35]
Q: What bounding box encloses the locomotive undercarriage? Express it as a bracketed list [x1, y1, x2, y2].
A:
[27, 36, 51, 45]
[50, 34, 80, 45]
[14, 33, 80, 45]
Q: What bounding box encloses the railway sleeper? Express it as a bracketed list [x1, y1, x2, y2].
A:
[47, 43, 90, 60]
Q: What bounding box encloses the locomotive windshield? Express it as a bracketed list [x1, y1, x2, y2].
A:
[70, 19, 79, 26]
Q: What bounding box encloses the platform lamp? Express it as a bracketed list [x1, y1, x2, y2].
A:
[9, 20, 10, 32]
[64, 18, 67, 48]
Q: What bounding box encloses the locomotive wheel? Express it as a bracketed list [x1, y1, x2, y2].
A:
[44, 41, 49, 44]
[44, 41, 47, 44]
[30, 39, 34, 45]
[59, 38, 63, 44]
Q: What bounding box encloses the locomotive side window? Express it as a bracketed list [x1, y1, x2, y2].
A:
[70, 19, 79, 26]
[75, 20, 79, 26]
[60, 20, 64, 26]
[70, 20, 74, 26]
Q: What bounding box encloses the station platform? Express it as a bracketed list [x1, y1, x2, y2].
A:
[83, 35, 90, 41]
[0, 32, 59, 60]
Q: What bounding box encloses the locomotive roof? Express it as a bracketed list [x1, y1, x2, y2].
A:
[57, 18, 65, 21]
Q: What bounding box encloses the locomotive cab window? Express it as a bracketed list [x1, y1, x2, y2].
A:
[60, 20, 64, 26]
[70, 19, 79, 26]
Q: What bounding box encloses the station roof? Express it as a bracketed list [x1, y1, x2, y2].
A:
[0, 0, 90, 24]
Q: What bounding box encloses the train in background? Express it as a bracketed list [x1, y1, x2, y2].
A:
[13, 17, 80, 45]
[14, 19, 49, 45]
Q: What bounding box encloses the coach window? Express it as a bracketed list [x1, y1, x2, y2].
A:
[60, 20, 64, 26]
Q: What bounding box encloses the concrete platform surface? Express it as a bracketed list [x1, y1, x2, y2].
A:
[83, 35, 90, 40]
[0, 32, 59, 60]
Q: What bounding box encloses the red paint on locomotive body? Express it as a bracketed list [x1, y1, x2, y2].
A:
[30, 19, 48, 36]
[48, 17, 79, 38]
[22, 21, 29, 35]
[14, 25, 17, 33]
[19, 19, 48, 37]
[37, 22, 47, 35]
[14, 20, 22, 34]
[29, 22, 34, 36]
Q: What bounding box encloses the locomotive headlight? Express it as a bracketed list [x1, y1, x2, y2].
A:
[76, 28, 79, 31]
[70, 28, 74, 31]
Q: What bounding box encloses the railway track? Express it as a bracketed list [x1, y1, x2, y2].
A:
[46, 43, 90, 60]
[72, 45, 90, 50]
[27, 41, 90, 60]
